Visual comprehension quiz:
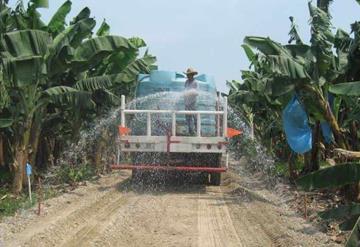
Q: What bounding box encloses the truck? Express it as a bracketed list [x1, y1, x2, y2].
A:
[111, 70, 237, 186]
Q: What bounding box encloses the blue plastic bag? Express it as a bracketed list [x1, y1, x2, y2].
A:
[282, 96, 312, 154]
[26, 162, 32, 176]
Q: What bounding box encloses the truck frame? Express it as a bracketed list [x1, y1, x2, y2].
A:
[111, 95, 229, 185]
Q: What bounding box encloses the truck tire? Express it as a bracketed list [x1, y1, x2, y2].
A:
[210, 173, 221, 186]
[131, 169, 139, 181]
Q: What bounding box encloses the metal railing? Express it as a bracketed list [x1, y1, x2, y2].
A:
[120, 95, 228, 137]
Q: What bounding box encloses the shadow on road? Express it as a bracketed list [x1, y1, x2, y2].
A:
[114, 171, 208, 195]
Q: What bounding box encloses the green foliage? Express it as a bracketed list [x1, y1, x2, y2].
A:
[30, 0, 49, 8]
[0, 0, 157, 194]
[340, 216, 359, 231]
[274, 159, 303, 177]
[329, 81, 360, 96]
[1, 29, 51, 57]
[57, 163, 95, 184]
[47, 0, 72, 35]
[318, 203, 360, 234]
[0, 118, 13, 128]
[319, 203, 360, 220]
[288, 16, 303, 44]
[0, 167, 11, 184]
[296, 163, 360, 191]
[230, 0, 360, 162]
[96, 19, 110, 36]
[0, 188, 37, 218]
[346, 216, 360, 247]
[0, 180, 58, 219]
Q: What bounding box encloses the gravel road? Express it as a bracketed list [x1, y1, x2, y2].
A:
[0, 160, 337, 247]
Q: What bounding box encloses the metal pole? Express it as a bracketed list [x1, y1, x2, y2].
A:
[28, 176, 32, 203]
[225, 153, 229, 169]
[123, 109, 223, 115]
[116, 143, 121, 165]
[217, 95, 220, 137]
[223, 97, 228, 137]
[147, 112, 151, 136]
[37, 177, 42, 216]
[172, 112, 176, 136]
[118, 95, 126, 167]
[121, 95, 125, 127]
[197, 113, 201, 137]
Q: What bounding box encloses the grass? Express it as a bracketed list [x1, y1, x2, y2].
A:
[275, 159, 303, 177]
[56, 162, 96, 184]
[0, 187, 37, 219]
[0, 185, 60, 219]
[0, 162, 95, 219]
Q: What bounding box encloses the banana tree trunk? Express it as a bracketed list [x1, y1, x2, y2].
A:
[310, 121, 321, 172]
[303, 85, 348, 149]
[350, 121, 359, 151]
[29, 120, 42, 167]
[288, 152, 297, 181]
[0, 133, 4, 167]
[46, 137, 56, 168]
[94, 131, 108, 174]
[302, 152, 311, 175]
[322, 100, 348, 150]
[12, 120, 32, 194]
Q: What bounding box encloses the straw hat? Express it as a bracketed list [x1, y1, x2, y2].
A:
[184, 68, 198, 76]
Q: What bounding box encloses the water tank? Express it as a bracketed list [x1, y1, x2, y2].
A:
[133, 70, 218, 136]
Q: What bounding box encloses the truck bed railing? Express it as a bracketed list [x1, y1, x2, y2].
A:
[120, 95, 228, 137]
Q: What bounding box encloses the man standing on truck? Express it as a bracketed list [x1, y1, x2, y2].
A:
[184, 68, 199, 135]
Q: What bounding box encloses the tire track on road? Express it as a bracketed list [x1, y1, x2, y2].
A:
[197, 187, 242, 247]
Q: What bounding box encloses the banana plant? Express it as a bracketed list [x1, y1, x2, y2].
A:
[0, 1, 156, 193]
[241, 3, 353, 150]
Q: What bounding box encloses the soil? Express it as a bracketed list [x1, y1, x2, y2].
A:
[0, 158, 339, 247]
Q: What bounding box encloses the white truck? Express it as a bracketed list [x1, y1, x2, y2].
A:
[111, 71, 233, 185]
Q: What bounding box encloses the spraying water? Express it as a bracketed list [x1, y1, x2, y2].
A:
[59, 91, 276, 184]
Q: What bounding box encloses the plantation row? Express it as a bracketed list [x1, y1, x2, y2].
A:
[0, 0, 156, 193]
[1, 0, 360, 243]
[227, 1, 360, 244]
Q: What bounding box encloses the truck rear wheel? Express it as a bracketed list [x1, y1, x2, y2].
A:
[132, 169, 139, 181]
[210, 173, 221, 186]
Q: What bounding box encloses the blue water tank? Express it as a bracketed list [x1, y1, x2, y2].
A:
[133, 70, 218, 136]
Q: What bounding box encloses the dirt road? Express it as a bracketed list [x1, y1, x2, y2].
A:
[0, 162, 336, 247]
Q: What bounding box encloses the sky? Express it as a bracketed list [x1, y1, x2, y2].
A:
[14, 0, 360, 92]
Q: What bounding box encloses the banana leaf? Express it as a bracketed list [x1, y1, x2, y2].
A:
[329, 81, 360, 96]
[241, 44, 256, 62]
[267, 55, 309, 79]
[72, 36, 136, 72]
[129, 37, 146, 48]
[70, 7, 90, 24]
[48, 18, 96, 77]
[2, 56, 45, 87]
[96, 19, 110, 36]
[296, 162, 360, 191]
[244, 36, 285, 56]
[47, 0, 72, 34]
[271, 77, 295, 97]
[1, 30, 51, 57]
[346, 216, 360, 247]
[0, 118, 13, 128]
[319, 203, 360, 220]
[340, 216, 360, 231]
[30, 0, 48, 8]
[44, 86, 79, 96]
